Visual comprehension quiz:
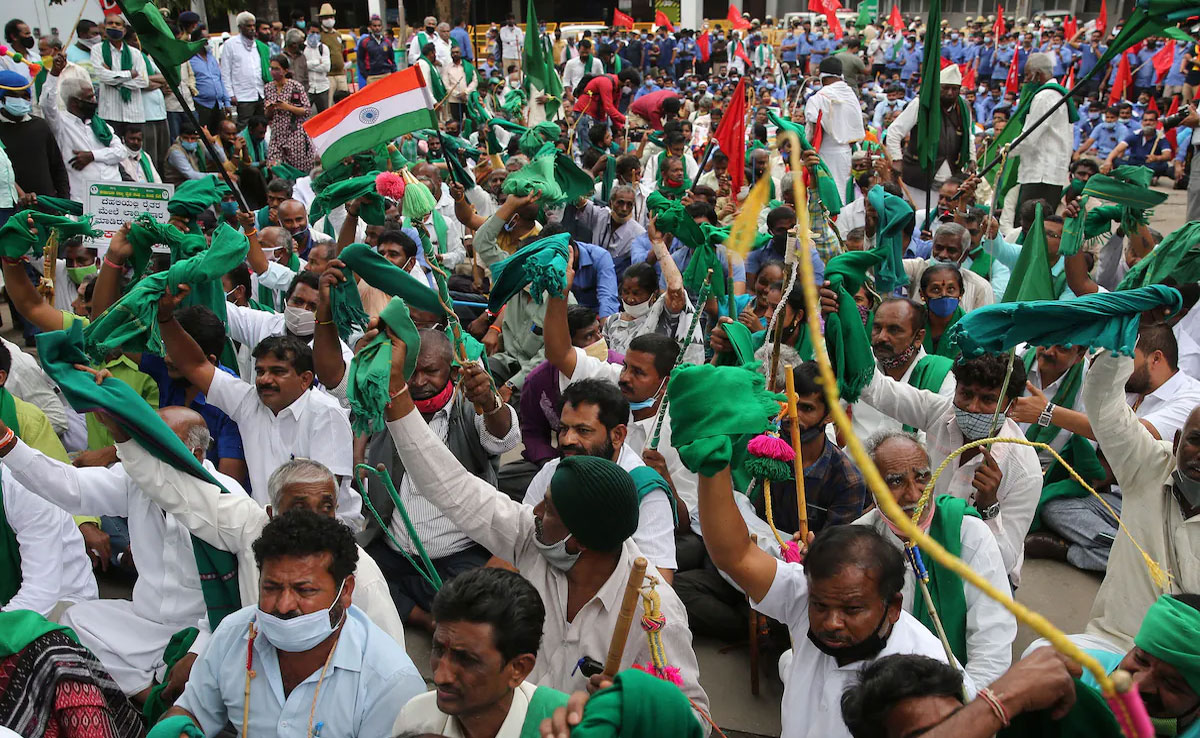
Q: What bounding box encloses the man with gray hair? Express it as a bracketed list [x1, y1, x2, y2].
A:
[220, 11, 267, 125]
[572, 184, 647, 278]
[853, 430, 1016, 688]
[1006, 51, 1073, 212]
[40, 49, 130, 200]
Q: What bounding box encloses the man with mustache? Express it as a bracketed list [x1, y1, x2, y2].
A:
[850, 298, 957, 446]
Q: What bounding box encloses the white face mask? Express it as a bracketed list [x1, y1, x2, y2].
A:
[622, 298, 653, 318]
[256, 579, 346, 652]
[534, 516, 581, 572]
[321, 18, 335, 29]
[284, 304, 316, 337]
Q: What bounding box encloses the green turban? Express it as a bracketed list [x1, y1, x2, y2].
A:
[667, 363, 783, 476]
[569, 668, 703, 738]
[550, 456, 639, 552]
[1135, 595, 1200, 696]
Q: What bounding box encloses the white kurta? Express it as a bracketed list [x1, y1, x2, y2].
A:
[90, 40, 149, 123]
[39, 73, 131, 201]
[805, 80, 865, 199]
[850, 349, 957, 447]
[1008, 79, 1072, 187]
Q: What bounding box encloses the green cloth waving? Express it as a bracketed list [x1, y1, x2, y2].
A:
[38, 323, 242, 628]
[568, 668, 703, 738]
[947, 285, 1182, 359]
[487, 233, 571, 312]
[309, 172, 387, 227]
[0, 210, 101, 258]
[347, 298, 421, 435]
[823, 244, 890, 402]
[998, 679, 1124, 738]
[125, 214, 207, 283]
[501, 141, 593, 206]
[168, 175, 231, 217]
[865, 185, 914, 295]
[668, 363, 783, 477]
[518, 121, 562, 157]
[1118, 221, 1200, 290]
[84, 224, 249, 361]
[646, 192, 732, 302]
[338, 243, 450, 317]
[910, 495, 981, 665]
[36, 196, 84, 216]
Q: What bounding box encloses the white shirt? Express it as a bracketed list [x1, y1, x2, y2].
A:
[854, 509, 1016, 687]
[397, 681, 543, 738]
[408, 33, 453, 68]
[0, 466, 97, 615]
[390, 398, 519, 559]
[1084, 353, 1200, 651]
[39, 74, 131, 201]
[562, 55, 604, 92]
[836, 197, 867, 238]
[223, 301, 353, 383]
[385, 410, 710, 715]
[499, 25, 525, 59]
[886, 97, 976, 184]
[113, 439, 406, 645]
[859, 369, 1043, 584]
[1009, 79, 1072, 186]
[204, 367, 363, 529]
[3, 438, 245, 626]
[804, 80, 865, 148]
[1127, 368, 1200, 442]
[851, 348, 957, 447]
[754, 558, 970, 738]
[1174, 309, 1200, 380]
[90, 40, 149, 123]
[304, 42, 332, 93]
[1, 336, 68, 436]
[121, 149, 162, 183]
[219, 35, 266, 103]
[1021, 354, 1089, 463]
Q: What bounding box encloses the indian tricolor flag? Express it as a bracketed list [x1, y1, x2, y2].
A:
[304, 66, 437, 169]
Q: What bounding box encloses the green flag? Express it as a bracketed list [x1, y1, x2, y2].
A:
[1001, 203, 1060, 303]
[915, 0, 943, 175]
[522, 0, 564, 119]
[114, 0, 206, 88]
[856, 0, 879, 29]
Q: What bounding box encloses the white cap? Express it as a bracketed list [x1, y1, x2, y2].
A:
[940, 63, 962, 85]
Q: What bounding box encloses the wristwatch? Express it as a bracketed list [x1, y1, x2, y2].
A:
[1037, 402, 1056, 428]
[979, 501, 1002, 520]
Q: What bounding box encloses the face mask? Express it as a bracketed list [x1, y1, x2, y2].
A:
[76, 99, 98, 120]
[67, 264, 98, 284]
[225, 287, 240, 300]
[1173, 469, 1200, 507]
[1142, 124, 1156, 134]
[296, 20, 307, 29]
[256, 578, 346, 652]
[857, 303, 871, 326]
[18, 37, 34, 49]
[622, 85, 633, 95]
[583, 337, 609, 361]
[291, 226, 310, 243]
[106, 28, 125, 41]
[80, 36, 101, 49]
[2, 97, 31, 117]
[926, 296, 960, 318]
[284, 304, 316, 337]
[534, 517, 581, 571]
[807, 605, 892, 663]
[797, 422, 826, 443]
[321, 18, 335, 29]
[181, 139, 199, 152]
[628, 377, 667, 412]
[877, 340, 919, 371]
[41, 55, 54, 69]
[307, 34, 320, 47]
[413, 378, 455, 414]
[883, 502, 935, 538]
[622, 298, 653, 318]
[220, 201, 238, 218]
[954, 404, 1003, 441]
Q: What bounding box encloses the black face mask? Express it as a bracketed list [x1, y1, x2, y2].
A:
[807, 604, 893, 663]
[797, 423, 826, 444]
[76, 99, 99, 120]
[18, 37, 34, 50]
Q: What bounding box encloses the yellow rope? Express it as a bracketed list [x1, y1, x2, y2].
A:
[759, 478, 789, 550]
[775, 130, 1118, 697]
[911, 436, 1171, 591]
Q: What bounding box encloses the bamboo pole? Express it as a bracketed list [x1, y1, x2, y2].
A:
[602, 556, 648, 678]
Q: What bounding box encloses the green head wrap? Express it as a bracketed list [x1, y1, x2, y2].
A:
[568, 669, 703, 738]
[550, 455, 639, 552]
[1135, 594, 1200, 697]
[167, 175, 231, 217]
[667, 363, 784, 476]
[865, 185, 913, 295]
[309, 172, 387, 227]
[347, 298, 421, 435]
[487, 232, 571, 312]
[519, 121, 562, 157]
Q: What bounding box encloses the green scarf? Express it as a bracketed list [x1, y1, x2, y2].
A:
[998, 679, 1123, 738]
[599, 155, 617, 204]
[242, 129, 268, 165]
[567, 669, 702, 738]
[866, 185, 913, 294]
[982, 82, 1079, 205]
[255, 39, 271, 83]
[487, 233, 571, 312]
[328, 260, 370, 344]
[347, 298, 420, 434]
[422, 57, 447, 101]
[0, 388, 20, 606]
[125, 214, 206, 283]
[142, 627, 198, 723]
[966, 245, 993, 279]
[148, 715, 205, 738]
[923, 306, 964, 359]
[0, 610, 77, 656]
[338, 243, 449, 317]
[952, 97, 973, 172]
[139, 151, 154, 182]
[1001, 203, 1066, 303]
[629, 466, 678, 527]
[102, 39, 135, 103]
[90, 114, 114, 146]
[517, 686, 571, 738]
[36, 196, 84, 216]
[1022, 349, 1084, 446]
[310, 172, 387, 227]
[947, 285, 1182, 361]
[168, 175, 229, 218]
[462, 60, 476, 85]
[901, 354, 954, 434]
[84, 224, 249, 361]
[910, 495, 981, 665]
[402, 210, 449, 255]
[37, 324, 242, 628]
[767, 110, 843, 216]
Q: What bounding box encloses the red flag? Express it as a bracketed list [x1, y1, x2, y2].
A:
[1148, 96, 1161, 116]
[993, 7, 1005, 37]
[1097, 0, 1107, 34]
[961, 63, 976, 89]
[612, 9, 635, 29]
[714, 76, 748, 199]
[1065, 64, 1075, 89]
[727, 4, 751, 30]
[697, 31, 711, 61]
[1063, 16, 1077, 39]
[811, 110, 824, 153]
[889, 5, 903, 31]
[1004, 44, 1021, 94]
[828, 12, 845, 38]
[1109, 51, 1132, 105]
[734, 37, 751, 64]
[1152, 40, 1176, 82]
[655, 10, 675, 32]
[1168, 95, 1181, 117]
[809, 0, 844, 37]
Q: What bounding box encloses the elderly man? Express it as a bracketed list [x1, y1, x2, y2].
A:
[855, 431, 1016, 687]
[858, 352, 1043, 585]
[851, 298, 957, 445]
[378, 327, 710, 715]
[220, 12, 268, 125]
[0, 405, 247, 699]
[91, 14, 148, 131]
[1008, 52, 1073, 209]
[408, 17, 452, 68]
[163, 511, 424, 735]
[395, 568, 572, 737]
[573, 185, 647, 279]
[40, 51, 130, 201]
[886, 63, 973, 211]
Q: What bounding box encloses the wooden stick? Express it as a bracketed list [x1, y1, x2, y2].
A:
[603, 556, 648, 678]
[784, 364, 808, 542]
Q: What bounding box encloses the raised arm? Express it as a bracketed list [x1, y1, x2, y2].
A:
[449, 180, 487, 231]
[698, 467, 777, 603]
[237, 209, 270, 275]
[91, 222, 133, 318]
[0, 223, 68, 332]
[158, 284, 217, 394]
[313, 263, 348, 389]
[653, 224, 687, 313]
[542, 261, 578, 379]
[1082, 352, 1175, 492]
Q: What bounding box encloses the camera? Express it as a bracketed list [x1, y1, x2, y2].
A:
[1164, 105, 1192, 130]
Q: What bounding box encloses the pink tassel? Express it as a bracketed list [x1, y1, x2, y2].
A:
[633, 662, 685, 687]
[375, 171, 405, 200]
[781, 540, 803, 564]
[0, 46, 8, 56]
[1106, 672, 1154, 738]
[747, 433, 795, 462]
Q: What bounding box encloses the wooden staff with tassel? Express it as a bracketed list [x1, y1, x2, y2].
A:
[784, 363, 808, 542]
[603, 557, 648, 679]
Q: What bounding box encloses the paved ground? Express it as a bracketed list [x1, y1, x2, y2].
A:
[69, 179, 1193, 736]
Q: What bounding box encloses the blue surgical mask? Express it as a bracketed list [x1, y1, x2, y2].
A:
[296, 20, 307, 29]
[220, 200, 238, 217]
[927, 295, 960, 318]
[180, 139, 199, 152]
[1, 97, 31, 117]
[627, 377, 667, 411]
[255, 578, 346, 652]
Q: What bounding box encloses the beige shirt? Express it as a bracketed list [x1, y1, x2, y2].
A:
[385, 410, 711, 723]
[441, 62, 477, 102]
[395, 680, 540, 738]
[1084, 353, 1200, 651]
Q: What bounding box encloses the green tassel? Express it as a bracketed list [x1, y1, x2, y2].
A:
[745, 456, 793, 483]
[401, 176, 438, 221]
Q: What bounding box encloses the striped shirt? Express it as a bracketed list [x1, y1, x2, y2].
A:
[90, 40, 148, 123]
